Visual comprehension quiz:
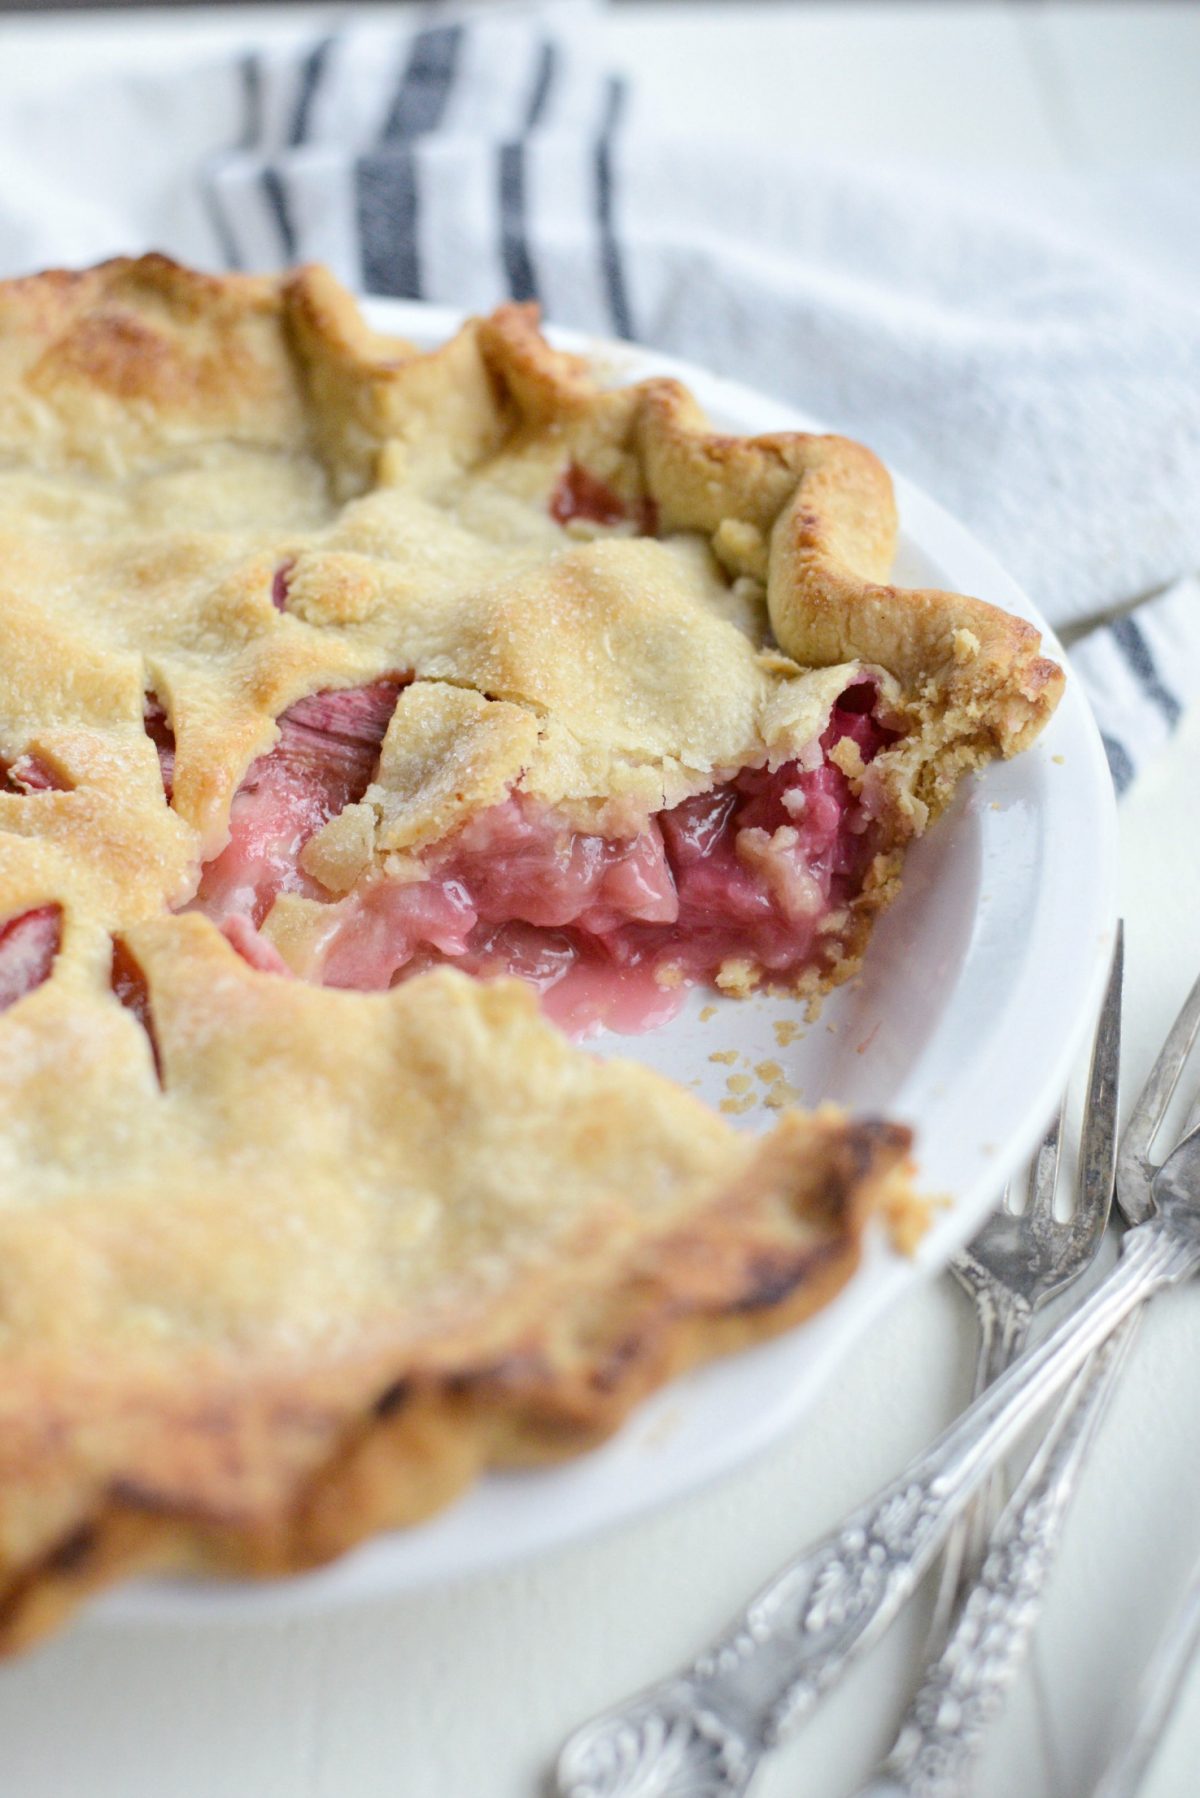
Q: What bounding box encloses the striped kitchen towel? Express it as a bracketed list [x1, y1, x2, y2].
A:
[1, 0, 1197, 791]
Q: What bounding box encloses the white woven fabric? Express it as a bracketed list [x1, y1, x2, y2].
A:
[2, 0, 1196, 790]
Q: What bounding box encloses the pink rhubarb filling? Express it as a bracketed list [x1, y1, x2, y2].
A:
[0, 905, 61, 1014]
[183, 677, 896, 1035]
[549, 462, 658, 537]
[1, 753, 69, 794]
[192, 677, 409, 967]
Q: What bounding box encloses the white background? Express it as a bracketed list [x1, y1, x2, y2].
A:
[0, 5, 1198, 1795]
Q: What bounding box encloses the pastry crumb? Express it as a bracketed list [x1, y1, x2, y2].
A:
[719, 1093, 757, 1116]
[883, 1190, 949, 1256]
[726, 1073, 752, 1095]
[715, 957, 759, 996]
[773, 1019, 802, 1048]
[709, 1049, 738, 1066]
[755, 1059, 783, 1083]
[764, 1078, 802, 1110]
[1052, 754, 1065, 765]
[699, 1004, 717, 1022]
[828, 737, 864, 779]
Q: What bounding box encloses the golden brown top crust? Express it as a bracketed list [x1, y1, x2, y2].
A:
[0, 255, 1060, 908]
[0, 932, 755, 1360]
[0, 258, 308, 471]
[0, 254, 1052, 1648]
[0, 917, 912, 1643]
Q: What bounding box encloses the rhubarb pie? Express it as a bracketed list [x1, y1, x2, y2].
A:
[0, 256, 1060, 1650]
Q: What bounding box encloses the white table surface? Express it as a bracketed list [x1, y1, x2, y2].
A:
[0, 4, 1198, 1794]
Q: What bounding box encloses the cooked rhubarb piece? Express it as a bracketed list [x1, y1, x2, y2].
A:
[271, 560, 294, 612]
[142, 695, 176, 800]
[110, 936, 163, 1079]
[220, 915, 293, 975]
[2, 754, 68, 793]
[0, 905, 61, 1013]
[550, 461, 658, 535]
[194, 678, 406, 928]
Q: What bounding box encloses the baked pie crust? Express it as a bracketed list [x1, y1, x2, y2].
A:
[0, 256, 1060, 1650]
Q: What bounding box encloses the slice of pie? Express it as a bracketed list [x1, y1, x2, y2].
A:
[0, 256, 1059, 1650]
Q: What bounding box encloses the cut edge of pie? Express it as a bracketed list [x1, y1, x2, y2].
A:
[287, 286, 1058, 1026]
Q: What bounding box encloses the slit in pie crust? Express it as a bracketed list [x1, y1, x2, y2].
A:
[0, 255, 1062, 1651]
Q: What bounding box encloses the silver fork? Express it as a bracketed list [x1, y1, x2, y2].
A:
[856, 958, 1200, 1795]
[929, 925, 1123, 1636]
[557, 965, 1200, 1798]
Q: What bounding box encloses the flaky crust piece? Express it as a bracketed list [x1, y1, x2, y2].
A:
[0, 256, 1056, 1650]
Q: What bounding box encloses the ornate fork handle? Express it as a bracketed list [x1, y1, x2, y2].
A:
[854, 1313, 1141, 1797]
[557, 1218, 1197, 1798]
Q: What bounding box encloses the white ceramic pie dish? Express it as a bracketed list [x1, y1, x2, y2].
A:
[93, 301, 1118, 1627]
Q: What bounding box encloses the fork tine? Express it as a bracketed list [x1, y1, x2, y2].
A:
[1183, 1086, 1200, 1140]
[1027, 1096, 1066, 1226]
[1069, 923, 1123, 1251]
[1119, 949, 1200, 1225]
[933, 947, 1125, 1630]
